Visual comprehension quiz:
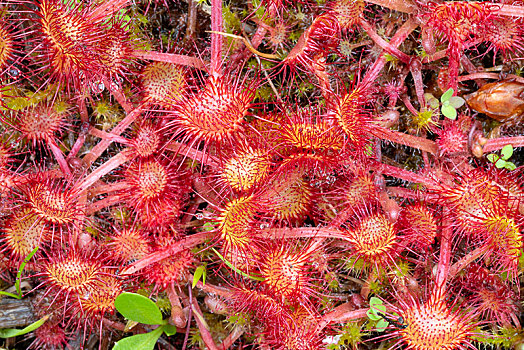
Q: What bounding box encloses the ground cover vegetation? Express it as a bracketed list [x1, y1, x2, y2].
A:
[1, 0, 524, 349]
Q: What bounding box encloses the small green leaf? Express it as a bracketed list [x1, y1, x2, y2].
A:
[114, 293, 164, 325]
[505, 162, 517, 171]
[441, 104, 457, 120]
[486, 154, 498, 163]
[441, 88, 454, 102]
[0, 315, 49, 338]
[369, 297, 383, 306]
[448, 96, 465, 109]
[495, 159, 506, 169]
[376, 319, 389, 332]
[163, 324, 177, 336]
[366, 309, 382, 321]
[112, 326, 163, 350]
[192, 265, 206, 288]
[501, 144, 514, 160]
[372, 304, 386, 314]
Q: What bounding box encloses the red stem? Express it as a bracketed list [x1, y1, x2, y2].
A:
[165, 142, 219, 168]
[369, 160, 437, 189]
[260, 227, 346, 240]
[86, 194, 124, 216]
[101, 77, 133, 113]
[364, 0, 415, 13]
[49, 139, 72, 177]
[132, 50, 206, 70]
[435, 208, 452, 289]
[359, 19, 412, 64]
[76, 149, 133, 193]
[211, 0, 223, 74]
[361, 18, 418, 87]
[89, 126, 129, 144]
[447, 245, 486, 280]
[370, 126, 438, 155]
[218, 326, 244, 350]
[496, 4, 524, 18]
[410, 63, 426, 107]
[89, 0, 131, 22]
[483, 136, 524, 153]
[83, 105, 143, 166]
[122, 232, 214, 275]
[89, 181, 129, 196]
[191, 298, 219, 350]
[317, 306, 368, 332]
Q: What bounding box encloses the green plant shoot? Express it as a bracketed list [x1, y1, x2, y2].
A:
[0, 247, 38, 299]
[113, 292, 177, 350]
[440, 88, 465, 120]
[486, 144, 516, 171]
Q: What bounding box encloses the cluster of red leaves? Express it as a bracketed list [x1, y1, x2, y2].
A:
[0, 0, 523, 349]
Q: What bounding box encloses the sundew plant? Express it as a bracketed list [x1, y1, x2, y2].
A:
[0, 0, 524, 349]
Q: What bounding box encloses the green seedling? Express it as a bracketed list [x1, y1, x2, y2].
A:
[0, 247, 38, 299]
[0, 247, 51, 338]
[440, 88, 465, 120]
[366, 297, 389, 331]
[486, 144, 516, 171]
[366, 297, 407, 332]
[192, 264, 207, 288]
[113, 292, 177, 350]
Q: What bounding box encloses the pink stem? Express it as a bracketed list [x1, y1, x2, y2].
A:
[364, 0, 415, 13]
[260, 227, 347, 240]
[447, 245, 486, 280]
[445, 47, 461, 92]
[167, 284, 187, 328]
[76, 149, 133, 193]
[102, 318, 126, 332]
[49, 139, 72, 177]
[370, 126, 438, 155]
[67, 126, 88, 159]
[83, 105, 143, 166]
[401, 95, 420, 116]
[122, 232, 214, 275]
[459, 73, 524, 84]
[369, 160, 437, 189]
[360, 19, 412, 64]
[421, 49, 448, 64]
[132, 50, 206, 70]
[86, 194, 124, 216]
[89, 0, 131, 22]
[361, 18, 418, 87]
[435, 208, 452, 289]
[191, 298, 219, 350]
[196, 281, 233, 299]
[410, 62, 426, 107]
[89, 181, 129, 196]
[165, 142, 219, 167]
[218, 326, 244, 350]
[89, 127, 129, 144]
[483, 136, 524, 153]
[496, 4, 524, 18]
[101, 77, 133, 113]
[211, 0, 223, 74]
[317, 306, 368, 332]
